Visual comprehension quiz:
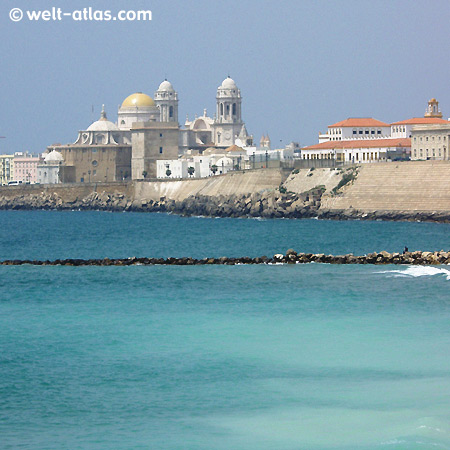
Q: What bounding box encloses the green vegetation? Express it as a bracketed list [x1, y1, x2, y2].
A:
[331, 168, 358, 195]
[166, 169, 172, 177]
[187, 166, 195, 177]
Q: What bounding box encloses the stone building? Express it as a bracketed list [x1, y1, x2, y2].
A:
[411, 124, 450, 160]
[46, 76, 252, 181]
[131, 121, 179, 179]
[50, 106, 132, 183]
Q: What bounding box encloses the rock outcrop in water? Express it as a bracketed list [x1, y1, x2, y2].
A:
[2, 249, 449, 266]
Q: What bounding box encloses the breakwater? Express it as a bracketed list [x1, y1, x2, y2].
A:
[2, 249, 449, 266]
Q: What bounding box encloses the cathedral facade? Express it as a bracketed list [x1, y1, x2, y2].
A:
[47, 77, 251, 182]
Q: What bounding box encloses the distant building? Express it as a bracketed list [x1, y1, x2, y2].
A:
[37, 150, 64, 184]
[179, 77, 253, 153]
[13, 152, 42, 183]
[302, 138, 411, 163]
[411, 123, 450, 160]
[305, 98, 448, 163]
[46, 76, 253, 182]
[0, 155, 14, 185]
[260, 134, 271, 150]
[318, 118, 391, 143]
[49, 105, 132, 183]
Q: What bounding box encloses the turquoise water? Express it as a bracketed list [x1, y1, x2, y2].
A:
[1, 211, 450, 449]
[1, 210, 450, 260]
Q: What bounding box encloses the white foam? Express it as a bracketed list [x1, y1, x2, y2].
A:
[378, 266, 450, 280]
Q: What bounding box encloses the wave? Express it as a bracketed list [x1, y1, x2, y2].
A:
[378, 266, 450, 280]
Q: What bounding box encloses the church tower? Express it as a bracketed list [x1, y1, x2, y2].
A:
[424, 98, 443, 118]
[154, 80, 179, 123]
[213, 77, 244, 147]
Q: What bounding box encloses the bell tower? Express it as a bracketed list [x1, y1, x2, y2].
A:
[213, 76, 244, 147]
[154, 80, 179, 123]
[425, 98, 443, 118]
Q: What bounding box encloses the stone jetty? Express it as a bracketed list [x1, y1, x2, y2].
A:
[1, 249, 449, 266]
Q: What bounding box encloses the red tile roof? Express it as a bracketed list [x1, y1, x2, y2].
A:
[328, 118, 390, 128]
[391, 117, 449, 125]
[302, 138, 411, 151]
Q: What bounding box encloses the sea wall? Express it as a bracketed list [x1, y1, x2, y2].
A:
[1, 163, 450, 222]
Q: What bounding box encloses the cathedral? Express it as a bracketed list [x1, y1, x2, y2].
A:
[47, 77, 252, 182]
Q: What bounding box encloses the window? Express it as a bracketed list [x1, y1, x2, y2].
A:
[160, 133, 163, 137]
[353, 129, 357, 135]
[371, 130, 375, 134]
[169, 106, 174, 118]
[359, 130, 363, 135]
[377, 130, 381, 135]
[232, 103, 236, 115]
[365, 130, 369, 135]
[414, 137, 416, 142]
[159, 147, 163, 154]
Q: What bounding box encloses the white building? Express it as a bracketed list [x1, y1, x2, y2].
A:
[318, 118, 391, 143]
[302, 138, 411, 163]
[37, 150, 64, 184]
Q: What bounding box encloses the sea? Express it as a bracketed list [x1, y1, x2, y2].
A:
[1, 210, 449, 450]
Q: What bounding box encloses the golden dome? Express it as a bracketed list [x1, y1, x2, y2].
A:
[121, 92, 155, 108]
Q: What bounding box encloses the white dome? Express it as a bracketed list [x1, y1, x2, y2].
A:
[45, 150, 64, 163]
[158, 80, 175, 92]
[87, 119, 119, 131]
[87, 105, 119, 131]
[220, 77, 237, 89]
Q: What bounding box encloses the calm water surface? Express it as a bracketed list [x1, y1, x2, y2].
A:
[0, 211, 449, 449]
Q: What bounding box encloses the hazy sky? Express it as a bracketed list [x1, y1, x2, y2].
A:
[1, 0, 449, 154]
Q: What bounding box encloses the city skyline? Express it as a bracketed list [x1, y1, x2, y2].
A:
[1, 0, 449, 154]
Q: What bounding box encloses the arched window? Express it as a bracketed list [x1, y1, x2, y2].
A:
[232, 103, 236, 115]
[226, 104, 230, 116]
[169, 106, 174, 118]
[220, 104, 224, 116]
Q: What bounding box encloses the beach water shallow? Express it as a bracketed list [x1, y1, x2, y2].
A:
[1, 211, 449, 449]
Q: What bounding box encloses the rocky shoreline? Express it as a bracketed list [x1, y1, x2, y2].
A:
[1, 189, 450, 222]
[1, 249, 449, 266]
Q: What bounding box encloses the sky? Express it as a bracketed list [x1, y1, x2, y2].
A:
[1, 0, 449, 154]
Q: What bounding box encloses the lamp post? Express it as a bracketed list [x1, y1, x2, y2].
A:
[265, 150, 268, 169]
[252, 152, 255, 170]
